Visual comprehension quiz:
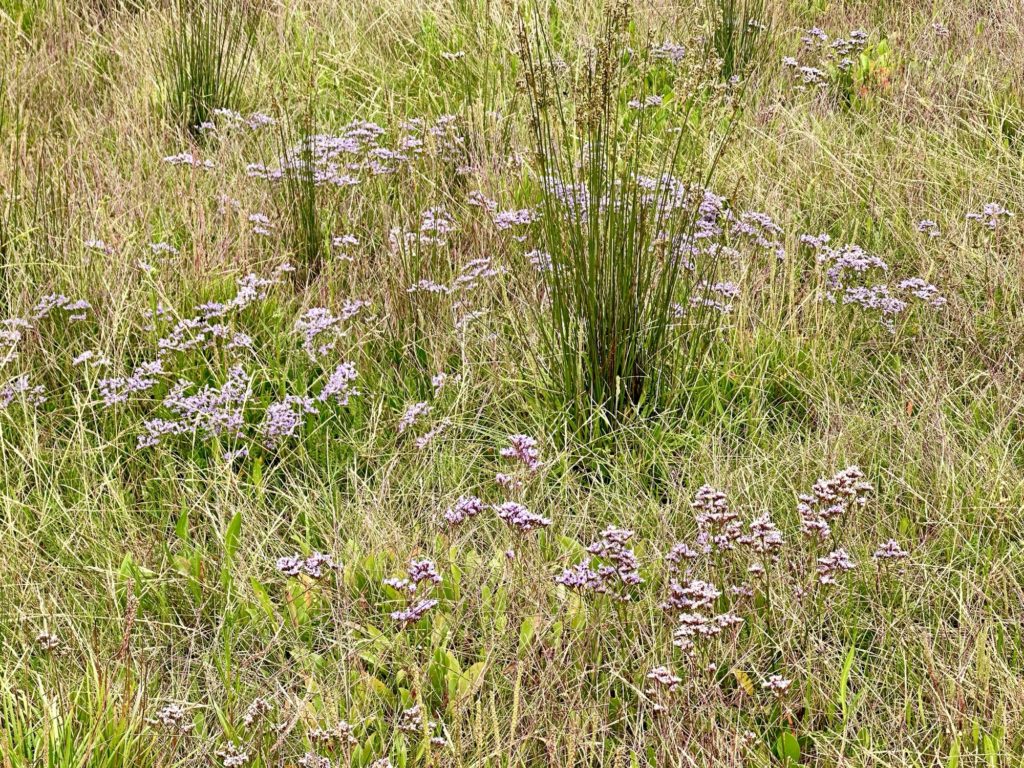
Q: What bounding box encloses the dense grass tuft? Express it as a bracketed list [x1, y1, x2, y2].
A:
[520, 3, 732, 434]
[157, 0, 262, 135]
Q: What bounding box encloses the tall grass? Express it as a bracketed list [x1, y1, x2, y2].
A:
[519, 3, 732, 435]
[157, 0, 262, 135]
[1, 666, 156, 768]
[709, 0, 769, 80]
[273, 105, 327, 289]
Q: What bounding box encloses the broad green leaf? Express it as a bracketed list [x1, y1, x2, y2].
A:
[457, 661, 486, 699]
[775, 731, 800, 765]
[224, 512, 242, 560]
[248, 577, 278, 625]
[175, 506, 190, 541]
[518, 615, 537, 655]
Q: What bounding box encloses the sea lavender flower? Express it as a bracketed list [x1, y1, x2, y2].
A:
[407, 279, 451, 295]
[277, 552, 338, 579]
[500, 434, 541, 472]
[215, 741, 249, 768]
[98, 360, 164, 406]
[150, 241, 179, 256]
[801, 27, 829, 47]
[408, 558, 442, 586]
[494, 472, 522, 491]
[84, 238, 113, 253]
[651, 40, 686, 65]
[816, 548, 856, 585]
[916, 220, 941, 238]
[398, 401, 431, 433]
[415, 419, 450, 450]
[35, 631, 60, 652]
[672, 611, 742, 656]
[818, 243, 889, 297]
[275, 555, 303, 577]
[0, 318, 29, 356]
[661, 578, 721, 613]
[468, 191, 498, 211]
[797, 466, 872, 537]
[397, 704, 434, 733]
[799, 232, 831, 250]
[452, 258, 506, 291]
[0, 375, 46, 409]
[966, 202, 1012, 230]
[303, 552, 339, 578]
[628, 95, 664, 110]
[841, 284, 908, 332]
[164, 152, 215, 170]
[526, 250, 552, 272]
[386, 557, 443, 623]
[444, 495, 485, 525]
[339, 298, 371, 320]
[295, 308, 343, 359]
[647, 666, 682, 691]
[762, 674, 791, 697]
[390, 598, 439, 624]
[897, 277, 946, 308]
[431, 372, 448, 395]
[690, 281, 740, 314]
[692, 485, 741, 552]
[138, 366, 249, 448]
[492, 208, 537, 231]
[873, 539, 909, 560]
[645, 666, 682, 711]
[224, 447, 249, 463]
[554, 561, 605, 593]
[147, 703, 193, 733]
[385, 560, 441, 591]
[494, 501, 551, 533]
[309, 721, 357, 747]
[248, 213, 274, 237]
[319, 362, 358, 405]
[731, 210, 785, 259]
[797, 66, 828, 87]
[664, 541, 701, 570]
[332, 233, 359, 251]
[557, 526, 642, 598]
[242, 698, 273, 728]
[739, 513, 784, 555]
[297, 753, 331, 768]
[261, 396, 318, 448]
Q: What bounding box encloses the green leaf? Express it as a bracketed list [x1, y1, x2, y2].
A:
[249, 577, 278, 625]
[175, 505, 190, 541]
[518, 615, 537, 656]
[358, 675, 395, 708]
[457, 661, 486, 699]
[982, 733, 999, 768]
[775, 731, 800, 765]
[839, 645, 856, 720]
[224, 512, 242, 560]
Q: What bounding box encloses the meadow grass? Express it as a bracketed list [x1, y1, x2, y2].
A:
[1, 1, 1024, 766]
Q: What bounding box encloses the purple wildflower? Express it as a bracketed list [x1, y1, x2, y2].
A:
[500, 434, 541, 472]
[494, 501, 551, 533]
[445, 495, 485, 524]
